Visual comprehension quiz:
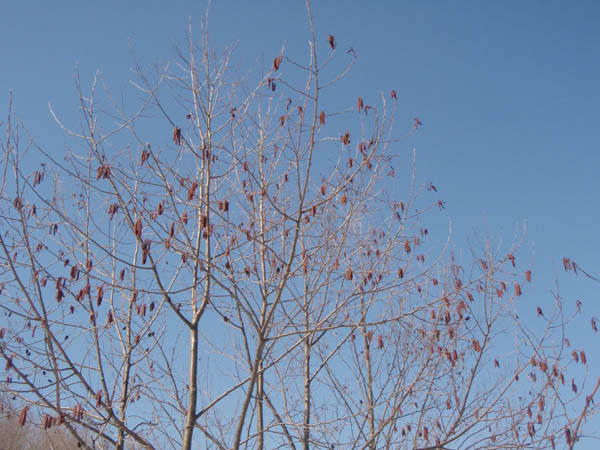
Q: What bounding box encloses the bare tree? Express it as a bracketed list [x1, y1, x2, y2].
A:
[0, 392, 86, 449]
[0, 3, 597, 449]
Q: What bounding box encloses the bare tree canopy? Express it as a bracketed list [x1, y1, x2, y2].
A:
[0, 3, 598, 449]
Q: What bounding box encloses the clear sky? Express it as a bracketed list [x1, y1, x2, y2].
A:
[2, 0, 599, 446]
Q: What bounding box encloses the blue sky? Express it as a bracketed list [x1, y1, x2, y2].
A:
[2, 0, 599, 446]
[2, 1, 598, 266]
